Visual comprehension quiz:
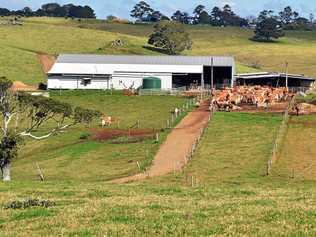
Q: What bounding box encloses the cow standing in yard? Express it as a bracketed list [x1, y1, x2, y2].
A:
[101, 115, 117, 127]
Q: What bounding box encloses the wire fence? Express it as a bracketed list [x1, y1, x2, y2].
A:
[175, 96, 214, 188]
[266, 95, 296, 175]
[138, 88, 186, 96]
[288, 86, 311, 93]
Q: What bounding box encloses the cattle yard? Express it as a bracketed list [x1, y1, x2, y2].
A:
[211, 86, 292, 112]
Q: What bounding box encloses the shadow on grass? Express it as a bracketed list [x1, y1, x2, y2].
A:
[249, 37, 285, 44]
[142, 46, 170, 55]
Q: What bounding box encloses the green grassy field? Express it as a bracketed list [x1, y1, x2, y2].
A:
[1, 17, 316, 236]
[3, 112, 316, 236]
[1, 17, 316, 84]
[51, 90, 187, 129]
[11, 92, 187, 182]
[185, 112, 282, 184]
[273, 114, 316, 180]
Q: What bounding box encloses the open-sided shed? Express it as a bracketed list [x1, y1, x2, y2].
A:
[236, 72, 316, 91]
[47, 54, 235, 90]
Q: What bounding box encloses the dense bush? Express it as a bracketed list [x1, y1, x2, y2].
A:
[4, 198, 56, 209]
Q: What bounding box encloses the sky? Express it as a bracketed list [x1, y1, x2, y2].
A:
[0, 0, 315, 19]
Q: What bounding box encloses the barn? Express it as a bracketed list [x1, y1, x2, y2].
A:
[47, 54, 235, 90]
[236, 72, 316, 91]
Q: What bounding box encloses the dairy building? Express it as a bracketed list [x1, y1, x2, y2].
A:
[47, 54, 235, 90]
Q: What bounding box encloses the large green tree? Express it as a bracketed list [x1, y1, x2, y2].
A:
[193, 5, 205, 23]
[253, 12, 285, 42]
[148, 21, 192, 55]
[199, 11, 210, 24]
[0, 78, 100, 181]
[130, 1, 153, 21]
[171, 10, 191, 24]
[279, 6, 299, 26]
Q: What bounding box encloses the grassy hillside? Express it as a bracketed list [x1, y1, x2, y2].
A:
[273, 114, 316, 180]
[1, 17, 316, 84]
[11, 92, 187, 182]
[1, 17, 316, 236]
[185, 112, 282, 184]
[3, 112, 316, 236]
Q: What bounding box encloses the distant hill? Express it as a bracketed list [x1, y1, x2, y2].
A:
[1, 17, 316, 84]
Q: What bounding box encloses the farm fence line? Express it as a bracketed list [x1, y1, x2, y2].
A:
[182, 109, 213, 187]
[266, 95, 296, 176]
[137, 92, 211, 174]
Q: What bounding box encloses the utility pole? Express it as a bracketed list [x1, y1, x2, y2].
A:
[285, 61, 289, 90]
[211, 57, 214, 90]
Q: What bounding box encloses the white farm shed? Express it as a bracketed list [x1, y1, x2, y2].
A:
[47, 54, 235, 90]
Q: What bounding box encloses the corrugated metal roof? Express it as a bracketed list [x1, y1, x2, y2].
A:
[236, 72, 316, 81]
[56, 54, 234, 66]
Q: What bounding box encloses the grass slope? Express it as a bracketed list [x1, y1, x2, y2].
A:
[12, 92, 187, 182]
[1, 17, 316, 84]
[273, 114, 316, 180]
[51, 90, 186, 129]
[3, 112, 316, 236]
[185, 112, 282, 184]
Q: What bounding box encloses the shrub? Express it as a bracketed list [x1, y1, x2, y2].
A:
[4, 198, 56, 209]
[79, 131, 91, 140]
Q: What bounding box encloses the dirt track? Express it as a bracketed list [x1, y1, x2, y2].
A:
[112, 101, 210, 183]
[37, 53, 55, 73]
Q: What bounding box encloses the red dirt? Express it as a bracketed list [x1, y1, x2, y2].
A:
[37, 53, 56, 73]
[238, 101, 289, 113]
[91, 128, 156, 142]
[112, 101, 211, 183]
[10, 81, 38, 92]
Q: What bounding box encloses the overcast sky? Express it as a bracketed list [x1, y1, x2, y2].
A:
[1, 0, 315, 19]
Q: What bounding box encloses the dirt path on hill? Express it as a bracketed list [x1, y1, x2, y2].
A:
[112, 101, 211, 183]
[37, 53, 56, 73]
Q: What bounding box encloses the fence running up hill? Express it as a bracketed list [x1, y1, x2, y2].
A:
[266, 96, 296, 175]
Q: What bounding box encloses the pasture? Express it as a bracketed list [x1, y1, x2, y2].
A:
[11, 92, 187, 182]
[1, 17, 316, 85]
[1, 16, 316, 236]
[2, 112, 316, 236]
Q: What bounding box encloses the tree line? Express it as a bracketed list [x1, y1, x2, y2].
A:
[130, 1, 316, 31]
[130, 1, 248, 27]
[0, 3, 96, 19]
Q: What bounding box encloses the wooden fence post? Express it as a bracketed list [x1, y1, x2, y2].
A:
[137, 161, 141, 171]
[35, 163, 45, 181]
[267, 160, 272, 176]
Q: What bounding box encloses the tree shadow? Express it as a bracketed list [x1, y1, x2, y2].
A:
[142, 46, 170, 55]
[249, 37, 284, 44]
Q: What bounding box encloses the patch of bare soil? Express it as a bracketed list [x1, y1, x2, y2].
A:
[10, 81, 38, 91]
[112, 101, 211, 183]
[37, 53, 56, 73]
[91, 128, 156, 143]
[289, 103, 316, 115]
[238, 101, 289, 113]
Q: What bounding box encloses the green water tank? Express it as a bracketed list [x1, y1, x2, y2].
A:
[142, 77, 161, 89]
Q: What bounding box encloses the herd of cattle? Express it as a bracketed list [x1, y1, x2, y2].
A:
[210, 86, 292, 111]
